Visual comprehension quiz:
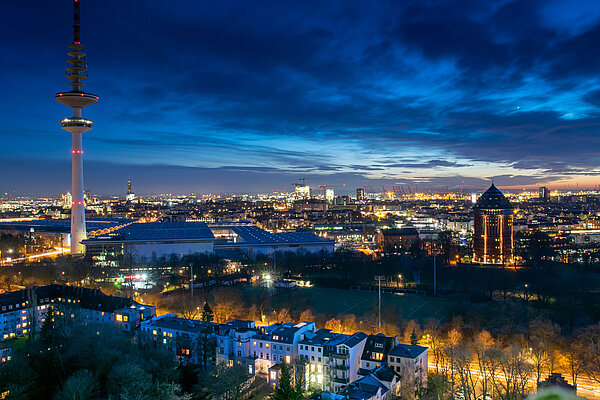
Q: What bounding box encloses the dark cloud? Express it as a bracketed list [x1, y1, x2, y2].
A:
[1, 0, 600, 194]
[387, 160, 471, 169]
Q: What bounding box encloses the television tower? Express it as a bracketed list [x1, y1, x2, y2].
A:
[55, 0, 99, 255]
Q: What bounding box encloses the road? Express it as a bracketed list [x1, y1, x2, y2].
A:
[428, 361, 600, 399]
[0, 247, 70, 265]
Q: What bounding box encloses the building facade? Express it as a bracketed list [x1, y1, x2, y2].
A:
[0, 285, 154, 342]
[473, 184, 514, 265]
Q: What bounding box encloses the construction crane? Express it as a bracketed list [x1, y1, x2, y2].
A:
[293, 178, 307, 187]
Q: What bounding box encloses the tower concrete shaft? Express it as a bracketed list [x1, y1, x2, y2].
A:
[55, 0, 98, 255]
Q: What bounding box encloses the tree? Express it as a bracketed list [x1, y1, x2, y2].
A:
[179, 295, 200, 320]
[437, 231, 454, 266]
[426, 373, 450, 400]
[410, 329, 419, 346]
[53, 370, 97, 400]
[488, 346, 532, 400]
[423, 319, 444, 374]
[199, 365, 250, 400]
[473, 330, 495, 400]
[201, 302, 214, 322]
[298, 308, 315, 322]
[324, 318, 342, 333]
[272, 363, 303, 400]
[454, 345, 477, 400]
[580, 323, 600, 384]
[528, 317, 560, 383]
[558, 336, 585, 387]
[446, 328, 463, 388]
[403, 320, 421, 344]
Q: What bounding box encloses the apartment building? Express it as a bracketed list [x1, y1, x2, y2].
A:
[140, 314, 218, 367]
[298, 328, 333, 390]
[251, 321, 316, 375]
[360, 334, 399, 370]
[1, 285, 152, 341]
[216, 319, 259, 375]
[296, 329, 368, 392]
[114, 304, 156, 332]
[387, 343, 428, 388]
[0, 343, 11, 364]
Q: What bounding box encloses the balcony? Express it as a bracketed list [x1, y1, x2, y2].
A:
[329, 352, 347, 359]
[333, 376, 348, 384]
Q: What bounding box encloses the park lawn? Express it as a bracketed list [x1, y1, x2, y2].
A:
[241, 285, 455, 323]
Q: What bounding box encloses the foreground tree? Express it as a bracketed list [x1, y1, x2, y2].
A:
[272, 363, 303, 400]
[201, 302, 214, 322]
[580, 323, 600, 384]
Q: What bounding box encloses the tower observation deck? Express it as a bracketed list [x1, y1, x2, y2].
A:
[55, 0, 99, 255]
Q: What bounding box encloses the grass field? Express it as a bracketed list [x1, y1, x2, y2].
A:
[240, 285, 456, 323]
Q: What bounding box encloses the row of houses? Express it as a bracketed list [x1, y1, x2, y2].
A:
[1, 286, 427, 399]
[141, 315, 428, 398]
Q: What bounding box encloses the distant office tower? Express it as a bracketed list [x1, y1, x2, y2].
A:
[473, 184, 513, 265]
[539, 187, 550, 203]
[295, 184, 311, 199]
[325, 189, 335, 202]
[356, 188, 365, 201]
[126, 179, 136, 201]
[55, 0, 99, 255]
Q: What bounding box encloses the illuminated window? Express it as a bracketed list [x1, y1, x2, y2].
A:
[253, 341, 257, 347]
[123, 315, 129, 322]
[116, 315, 123, 322]
[285, 355, 291, 364]
[266, 343, 269, 348]
[270, 371, 277, 381]
[152, 330, 157, 335]
[163, 339, 167, 344]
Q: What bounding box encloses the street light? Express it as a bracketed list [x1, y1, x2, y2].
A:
[374, 275, 385, 330]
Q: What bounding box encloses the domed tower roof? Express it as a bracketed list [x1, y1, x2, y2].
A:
[474, 184, 513, 210]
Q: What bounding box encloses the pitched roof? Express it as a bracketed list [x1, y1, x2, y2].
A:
[388, 343, 428, 359]
[474, 184, 513, 210]
[0, 284, 137, 315]
[361, 334, 397, 362]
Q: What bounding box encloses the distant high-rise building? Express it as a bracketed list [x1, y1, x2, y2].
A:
[295, 184, 311, 199]
[126, 179, 135, 201]
[473, 184, 513, 265]
[356, 188, 365, 201]
[325, 189, 335, 202]
[539, 187, 550, 203]
[55, 0, 99, 255]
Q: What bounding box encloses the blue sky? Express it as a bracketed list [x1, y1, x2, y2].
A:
[2, 0, 600, 195]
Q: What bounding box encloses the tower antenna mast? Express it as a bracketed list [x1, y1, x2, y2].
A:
[55, 0, 99, 255]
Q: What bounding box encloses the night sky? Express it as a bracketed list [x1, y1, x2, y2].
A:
[2, 0, 600, 196]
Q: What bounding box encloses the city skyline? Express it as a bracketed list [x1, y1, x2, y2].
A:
[3, 0, 600, 195]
